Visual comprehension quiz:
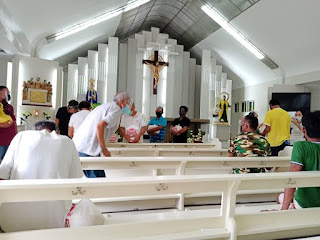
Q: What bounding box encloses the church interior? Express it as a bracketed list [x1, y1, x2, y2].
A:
[1, 0, 320, 239]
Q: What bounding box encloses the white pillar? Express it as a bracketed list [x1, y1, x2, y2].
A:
[127, 38, 137, 101]
[118, 43, 128, 92]
[188, 58, 196, 119]
[173, 45, 184, 115]
[67, 64, 78, 101]
[200, 50, 211, 119]
[88, 50, 98, 89]
[106, 37, 118, 102]
[97, 43, 108, 103]
[77, 57, 88, 100]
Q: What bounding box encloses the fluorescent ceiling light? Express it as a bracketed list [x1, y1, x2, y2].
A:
[124, 0, 150, 12]
[47, 0, 150, 42]
[201, 5, 265, 60]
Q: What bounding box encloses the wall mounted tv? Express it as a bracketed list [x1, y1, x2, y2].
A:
[271, 92, 311, 112]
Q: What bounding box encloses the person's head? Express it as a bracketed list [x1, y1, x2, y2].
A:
[248, 111, 258, 118]
[269, 99, 280, 110]
[79, 101, 91, 111]
[113, 91, 131, 109]
[67, 100, 79, 114]
[241, 115, 259, 133]
[295, 111, 303, 117]
[0, 86, 10, 102]
[301, 111, 320, 140]
[179, 106, 188, 116]
[156, 106, 163, 118]
[34, 120, 58, 133]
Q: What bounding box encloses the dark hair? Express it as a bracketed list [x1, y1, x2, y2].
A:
[0, 86, 10, 114]
[79, 101, 91, 110]
[68, 100, 79, 109]
[244, 115, 258, 130]
[248, 111, 257, 117]
[34, 120, 58, 132]
[0, 86, 8, 91]
[269, 99, 280, 106]
[302, 111, 320, 138]
[156, 106, 163, 113]
[179, 106, 188, 112]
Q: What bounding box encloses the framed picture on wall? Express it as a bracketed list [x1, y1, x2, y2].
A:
[247, 100, 255, 112]
[234, 102, 239, 112]
[241, 101, 247, 112]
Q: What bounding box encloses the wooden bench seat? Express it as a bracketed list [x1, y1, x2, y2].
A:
[1, 172, 320, 239]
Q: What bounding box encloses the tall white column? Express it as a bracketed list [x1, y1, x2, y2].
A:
[106, 37, 118, 102]
[118, 43, 128, 92]
[67, 64, 78, 102]
[181, 52, 190, 107]
[200, 50, 211, 119]
[88, 50, 98, 89]
[127, 38, 137, 101]
[77, 57, 88, 100]
[188, 58, 196, 119]
[97, 43, 108, 103]
[173, 45, 184, 115]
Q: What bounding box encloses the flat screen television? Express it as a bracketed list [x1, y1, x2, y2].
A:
[271, 92, 311, 112]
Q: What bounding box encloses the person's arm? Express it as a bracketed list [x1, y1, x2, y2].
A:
[281, 163, 303, 210]
[134, 126, 147, 143]
[176, 126, 188, 135]
[229, 153, 235, 157]
[228, 137, 236, 157]
[120, 127, 131, 142]
[292, 119, 302, 131]
[260, 125, 270, 136]
[96, 120, 111, 157]
[0, 121, 13, 128]
[147, 125, 164, 134]
[68, 126, 74, 138]
[55, 118, 59, 128]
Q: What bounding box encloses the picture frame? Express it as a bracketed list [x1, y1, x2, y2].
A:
[234, 102, 239, 113]
[241, 101, 247, 112]
[247, 100, 255, 112]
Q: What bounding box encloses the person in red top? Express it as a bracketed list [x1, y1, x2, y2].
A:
[0, 86, 17, 163]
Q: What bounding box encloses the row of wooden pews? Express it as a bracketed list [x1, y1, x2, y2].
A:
[1, 172, 320, 239]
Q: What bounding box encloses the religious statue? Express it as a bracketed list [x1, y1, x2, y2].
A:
[22, 76, 53, 106]
[218, 92, 230, 123]
[35, 77, 41, 89]
[143, 50, 169, 95]
[22, 81, 28, 100]
[47, 82, 52, 103]
[86, 78, 97, 106]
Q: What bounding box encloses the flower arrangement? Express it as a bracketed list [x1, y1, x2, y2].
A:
[43, 112, 51, 120]
[22, 111, 31, 119]
[187, 129, 206, 143]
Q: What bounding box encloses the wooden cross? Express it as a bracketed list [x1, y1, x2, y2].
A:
[143, 50, 169, 94]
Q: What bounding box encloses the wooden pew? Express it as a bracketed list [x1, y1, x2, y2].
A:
[105, 139, 222, 149]
[80, 156, 290, 211]
[108, 148, 229, 157]
[1, 172, 320, 240]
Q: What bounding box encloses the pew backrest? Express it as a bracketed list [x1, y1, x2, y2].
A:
[1, 172, 320, 240]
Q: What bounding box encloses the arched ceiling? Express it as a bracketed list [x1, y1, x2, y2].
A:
[116, 0, 259, 50]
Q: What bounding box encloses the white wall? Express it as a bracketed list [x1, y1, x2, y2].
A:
[12, 55, 61, 129]
[231, 83, 309, 137]
[0, 56, 13, 86]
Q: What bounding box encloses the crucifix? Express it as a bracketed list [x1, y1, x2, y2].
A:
[143, 50, 169, 94]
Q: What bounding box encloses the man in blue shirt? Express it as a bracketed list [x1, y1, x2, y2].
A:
[147, 106, 167, 143]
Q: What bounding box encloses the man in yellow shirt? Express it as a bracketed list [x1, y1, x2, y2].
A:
[261, 99, 291, 156]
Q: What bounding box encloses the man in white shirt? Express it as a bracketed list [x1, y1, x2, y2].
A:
[73, 92, 131, 178]
[0, 121, 84, 232]
[68, 101, 91, 138]
[120, 102, 148, 143]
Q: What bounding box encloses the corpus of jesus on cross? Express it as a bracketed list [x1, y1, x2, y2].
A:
[143, 50, 169, 95]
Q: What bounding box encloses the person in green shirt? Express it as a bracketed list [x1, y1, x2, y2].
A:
[280, 111, 320, 209]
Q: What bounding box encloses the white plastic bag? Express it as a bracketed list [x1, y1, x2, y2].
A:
[148, 124, 160, 134]
[66, 199, 105, 228]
